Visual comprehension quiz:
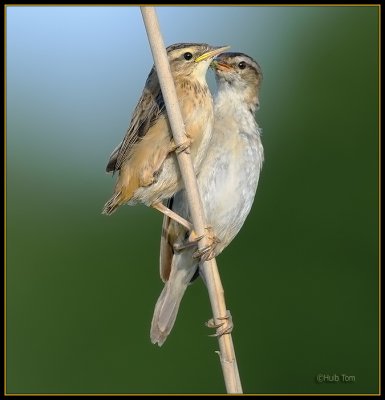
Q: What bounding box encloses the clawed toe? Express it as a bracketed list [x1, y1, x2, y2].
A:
[173, 230, 202, 252]
[206, 310, 233, 337]
[173, 228, 218, 259]
[171, 137, 192, 154]
[192, 227, 220, 261]
[193, 245, 216, 261]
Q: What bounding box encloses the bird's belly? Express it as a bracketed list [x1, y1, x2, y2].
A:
[199, 138, 261, 250]
[129, 153, 181, 205]
[130, 107, 214, 206]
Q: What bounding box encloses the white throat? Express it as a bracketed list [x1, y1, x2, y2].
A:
[214, 83, 258, 134]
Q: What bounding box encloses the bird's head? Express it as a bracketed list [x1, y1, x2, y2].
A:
[166, 43, 230, 82]
[211, 52, 262, 109]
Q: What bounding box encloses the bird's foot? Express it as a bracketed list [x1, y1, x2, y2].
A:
[173, 226, 220, 261]
[193, 226, 220, 261]
[170, 137, 192, 154]
[206, 310, 233, 337]
[173, 230, 203, 252]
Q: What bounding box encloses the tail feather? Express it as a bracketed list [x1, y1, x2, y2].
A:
[102, 191, 122, 215]
[150, 251, 198, 346]
[150, 281, 187, 346]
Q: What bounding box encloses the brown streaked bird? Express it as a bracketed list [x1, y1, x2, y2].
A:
[151, 52, 264, 346]
[102, 43, 230, 226]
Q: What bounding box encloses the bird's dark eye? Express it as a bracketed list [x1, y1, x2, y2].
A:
[184, 52, 193, 60]
[238, 61, 247, 69]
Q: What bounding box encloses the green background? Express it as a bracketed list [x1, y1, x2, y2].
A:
[6, 6, 379, 394]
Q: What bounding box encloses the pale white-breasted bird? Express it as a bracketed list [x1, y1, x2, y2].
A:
[151, 52, 264, 346]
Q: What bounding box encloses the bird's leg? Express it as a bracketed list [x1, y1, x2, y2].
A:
[173, 226, 220, 262]
[170, 135, 192, 154]
[152, 202, 193, 231]
[206, 310, 234, 337]
[173, 230, 204, 252]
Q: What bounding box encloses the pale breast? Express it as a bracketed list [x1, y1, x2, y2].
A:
[198, 128, 263, 254]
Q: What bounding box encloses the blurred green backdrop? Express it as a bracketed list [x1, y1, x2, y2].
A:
[6, 6, 379, 395]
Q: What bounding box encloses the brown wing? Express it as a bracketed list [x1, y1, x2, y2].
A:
[105, 143, 121, 172]
[159, 198, 175, 283]
[106, 67, 166, 173]
[159, 196, 201, 284]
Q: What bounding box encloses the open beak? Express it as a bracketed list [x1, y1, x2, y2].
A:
[210, 60, 233, 71]
[195, 45, 230, 63]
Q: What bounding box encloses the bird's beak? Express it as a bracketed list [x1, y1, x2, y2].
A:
[195, 45, 230, 63]
[210, 60, 233, 71]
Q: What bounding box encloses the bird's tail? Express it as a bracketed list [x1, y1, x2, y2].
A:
[102, 191, 123, 215]
[151, 250, 198, 346]
[102, 171, 140, 215]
